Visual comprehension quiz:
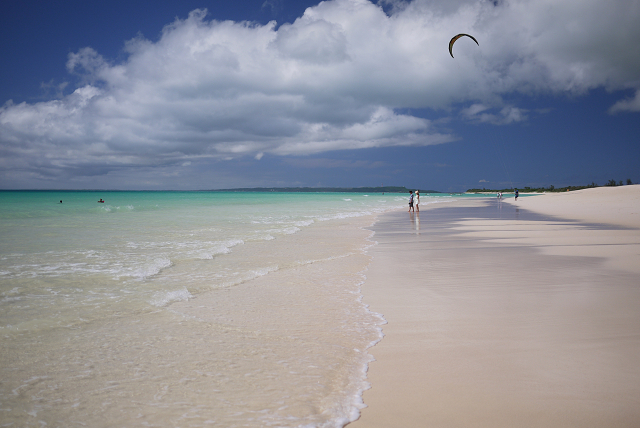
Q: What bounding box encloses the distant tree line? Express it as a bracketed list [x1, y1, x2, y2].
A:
[605, 179, 634, 187]
[467, 179, 634, 193]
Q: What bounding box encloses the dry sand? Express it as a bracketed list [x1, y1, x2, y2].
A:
[351, 185, 640, 428]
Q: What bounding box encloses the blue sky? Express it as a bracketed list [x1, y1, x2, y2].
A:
[1, 0, 639, 192]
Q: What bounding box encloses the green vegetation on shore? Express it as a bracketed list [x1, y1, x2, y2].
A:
[467, 179, 634, 193]
[208, 186, 441, 193]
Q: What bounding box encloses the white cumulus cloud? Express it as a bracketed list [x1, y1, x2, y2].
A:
[1, 0, 639, 184]
[609, 90, 640, 114]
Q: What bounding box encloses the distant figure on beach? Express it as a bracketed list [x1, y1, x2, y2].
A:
[514, 189, 519, 200]
[408, 191, 414, 212]
[415, 190, 420, 212]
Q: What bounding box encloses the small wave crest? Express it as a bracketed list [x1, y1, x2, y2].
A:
[217, 265, 279, 289]
[252, 266, 278, 277]
[196, 239, 244, 260]
[151, 287, 192, 307]
[282, 226, 300, 235]
[129, 257, 172, 280]
[316, 211, 372, 221]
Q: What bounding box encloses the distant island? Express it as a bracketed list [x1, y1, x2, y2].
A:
[208, 186, 441, 193]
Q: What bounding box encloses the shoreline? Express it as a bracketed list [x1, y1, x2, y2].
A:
[352, 186, 640, 427]
[0, 193, 403, 427]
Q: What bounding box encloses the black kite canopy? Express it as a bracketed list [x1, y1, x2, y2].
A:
[449, 33, 479, 58]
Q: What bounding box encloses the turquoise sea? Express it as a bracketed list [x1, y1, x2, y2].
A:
[0, 190, 478, 427]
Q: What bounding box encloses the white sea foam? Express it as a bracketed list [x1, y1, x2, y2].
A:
[129, 257, 172, 280]
[195, 239, 243, 259]
[151, 287, 192, 307]
[196, 247, 231, 260]
[316, 211, 372, 221]
[252, 265, 279, 278]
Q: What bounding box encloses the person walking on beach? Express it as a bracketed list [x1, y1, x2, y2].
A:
[408, 191, 414, 212]
[515, 189, 519, 200]
[415, 190, 420, 212]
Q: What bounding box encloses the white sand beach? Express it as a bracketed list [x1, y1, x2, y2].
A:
[352, 186, 640, 427]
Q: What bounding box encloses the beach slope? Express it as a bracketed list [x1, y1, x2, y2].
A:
[352, 186, 640, 427]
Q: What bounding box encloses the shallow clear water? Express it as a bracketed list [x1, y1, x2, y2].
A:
[0, 190, 463, 427]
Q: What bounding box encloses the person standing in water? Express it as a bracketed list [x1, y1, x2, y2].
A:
[415, 190, 420, 212]
[408, 191, 414, 212]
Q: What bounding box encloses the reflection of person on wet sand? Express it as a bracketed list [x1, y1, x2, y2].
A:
[409, 210, 420, 234]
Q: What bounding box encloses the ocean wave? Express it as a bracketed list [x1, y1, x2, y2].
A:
[260, 223, 309, 237]
[216, 265, 280, 289]
[315, 211, 372, 221]
[124, 239, 245, 259]
[151, 287, 193, 307]
[196, 239, 244, 260]
[0, 238, 250, 281]
[281, 226, 300, 235]
[252, 265, 279, 278]
[1, 295, 22, 304]
[129, 257, 172, 280]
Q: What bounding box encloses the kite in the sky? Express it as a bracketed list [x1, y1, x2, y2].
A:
[449, 33, 479, 58]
